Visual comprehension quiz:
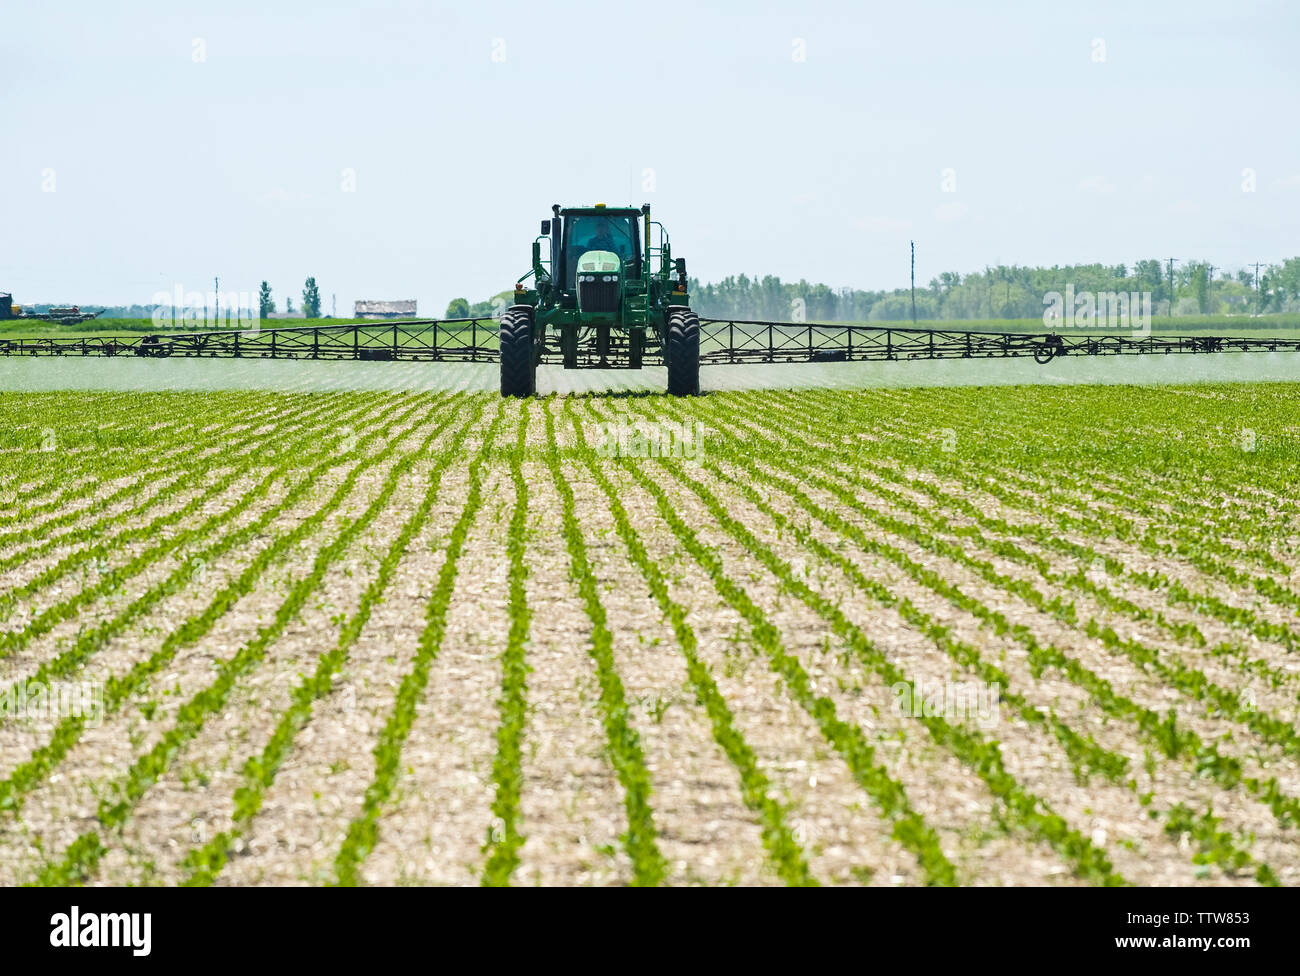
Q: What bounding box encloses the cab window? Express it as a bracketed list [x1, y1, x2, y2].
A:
[564, 215, 639, 288]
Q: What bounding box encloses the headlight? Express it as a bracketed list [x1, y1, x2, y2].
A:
[603, 275, 614, 283]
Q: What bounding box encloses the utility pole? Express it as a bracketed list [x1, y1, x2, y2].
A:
[332, 293, 336, 319]
[214, 276, 219, 326]
[910, 241, 917, 325]
[1166, 258, 1177, 318]
[1250, 262, 1264, 315]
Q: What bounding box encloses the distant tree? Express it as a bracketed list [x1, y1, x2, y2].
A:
[468, 291, 516, 317]
[285, 296, 294, 313]
[1193, 263, 1209, 313]
[302, 277, 321, 319]
[445, 297, 470, 318]
[930, 271, 961, 297]
[1134, 259, 1166, 302]
[1267, 257, 1300, 312]
[258, 281, 273, 320]
[1260, 264, 1285, 313]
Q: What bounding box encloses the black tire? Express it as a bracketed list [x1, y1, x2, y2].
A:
[500, 306, 535, 397]
[665, 306, 699, 396]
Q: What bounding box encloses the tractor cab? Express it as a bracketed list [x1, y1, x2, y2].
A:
[561, 210, 641, 290]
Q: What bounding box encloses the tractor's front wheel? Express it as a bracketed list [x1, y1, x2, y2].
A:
[665, 306, 700, 396]
[500, 306, 536, 397]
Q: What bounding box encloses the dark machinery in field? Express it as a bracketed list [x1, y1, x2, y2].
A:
[5, 210, 1300, 385]
[500, 203, 697, 396]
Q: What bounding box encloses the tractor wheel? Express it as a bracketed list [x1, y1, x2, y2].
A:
[665, 306, 699, 396]
[500, 306, 536, 397]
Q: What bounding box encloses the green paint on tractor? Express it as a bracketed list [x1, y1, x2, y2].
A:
[499, 203, 700, 397]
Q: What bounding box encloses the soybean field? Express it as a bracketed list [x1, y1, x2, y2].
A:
[1, 385, 1298, 886]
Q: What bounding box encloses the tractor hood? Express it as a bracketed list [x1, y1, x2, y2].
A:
[575, 250, 622, 274]
[574, 250, 622, 315]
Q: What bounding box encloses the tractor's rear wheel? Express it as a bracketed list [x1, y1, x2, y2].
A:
[665, 306, 700, 396]
[500, 306, 536, 397]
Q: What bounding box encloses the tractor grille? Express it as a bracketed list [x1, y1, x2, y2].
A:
[578, 276, 620, 313]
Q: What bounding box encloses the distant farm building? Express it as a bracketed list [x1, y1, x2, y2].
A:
[355, 300, 417, 319]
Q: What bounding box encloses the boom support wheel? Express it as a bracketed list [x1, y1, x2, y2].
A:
[666, 306, 700, 396]
[1033, 333, 1066, 365]
[500, 305, 536, 397]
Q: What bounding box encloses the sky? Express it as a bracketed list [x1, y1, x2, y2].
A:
[1, 0, 1296, 314]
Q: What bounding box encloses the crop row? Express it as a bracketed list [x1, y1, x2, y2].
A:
[332, 403, 505, 885]
[183, 398, 486, 884]
[0, 396, 438, 817]
[37, 398, 464, 884]
[651, 392, 1282, 881]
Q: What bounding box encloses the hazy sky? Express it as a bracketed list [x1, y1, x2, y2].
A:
[2, 0, 1296, 313]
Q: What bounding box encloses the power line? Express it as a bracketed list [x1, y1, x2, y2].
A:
[910, 241, 916, 325]
[1250, 261, 1265, 315]
[1166, 257, 1177, 317]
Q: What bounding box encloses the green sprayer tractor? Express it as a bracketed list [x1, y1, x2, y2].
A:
[501, 203, 698, 397]
[8, 208, 1300, 380]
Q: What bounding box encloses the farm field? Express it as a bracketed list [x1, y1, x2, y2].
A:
[0, 385, 1298, 886]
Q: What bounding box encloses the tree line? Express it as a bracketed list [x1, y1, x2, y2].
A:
[88, 278, 324, 321]
[689, 257, 1300, 322]
[444, 291, 514, 319]
[257, 278, 321, 318]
